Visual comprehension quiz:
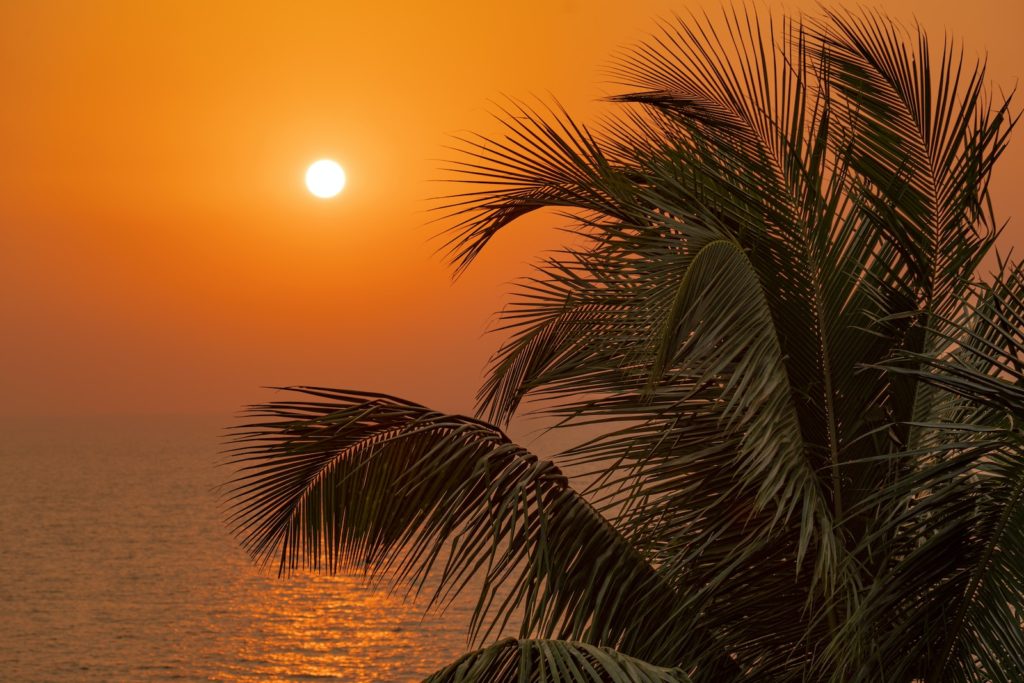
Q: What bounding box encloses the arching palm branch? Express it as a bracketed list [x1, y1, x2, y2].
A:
[224, 7, 1021, 682]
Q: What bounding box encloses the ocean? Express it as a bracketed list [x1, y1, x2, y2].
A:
[0, 415, 478, 682]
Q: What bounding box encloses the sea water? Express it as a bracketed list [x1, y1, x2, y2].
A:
[0, 415, 478, 682]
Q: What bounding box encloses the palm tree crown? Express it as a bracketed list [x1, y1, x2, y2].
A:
[224, 7, 1022, 682]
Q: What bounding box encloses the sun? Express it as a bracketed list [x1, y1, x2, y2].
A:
[305, 159, 346, 198]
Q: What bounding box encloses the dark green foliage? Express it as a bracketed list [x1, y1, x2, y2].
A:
[423, 639, 691, 683]
[225, 6, 1021, 681]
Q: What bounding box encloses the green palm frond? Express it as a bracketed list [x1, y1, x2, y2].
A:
[816, 8, 1015, 333]
[225, 387, 732, 672]
[888, 263, 1024, 420]
[820, 433, 1023, 682]
[823, 261, 1024, 681]
[424, 639, 692, 683]
[438, 100, 644, 275]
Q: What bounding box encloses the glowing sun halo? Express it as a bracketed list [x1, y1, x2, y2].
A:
[305, 159, 346, 198]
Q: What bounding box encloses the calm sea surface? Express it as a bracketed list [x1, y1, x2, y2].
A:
[0, 415, 480, 682]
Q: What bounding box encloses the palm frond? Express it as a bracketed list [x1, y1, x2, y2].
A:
[224, 387, 732, 671]
[827, 261, 1024, 680]
[437, 100, 644, 275]
[424, 638, 691, 683]
[553, 238, 855, 677]
[816, 7, 1016, 329]
[888, 263, 1024, 420]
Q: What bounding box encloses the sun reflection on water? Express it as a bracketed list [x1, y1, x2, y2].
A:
[204, 570, 477, 682]
[0, 420, 481, 682]
[204, 573, 483, 683]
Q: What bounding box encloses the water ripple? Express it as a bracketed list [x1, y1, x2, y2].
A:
[0, 417, 479, 682]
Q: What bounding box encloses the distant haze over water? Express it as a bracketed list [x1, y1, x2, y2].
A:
[0, 415, 476, 682]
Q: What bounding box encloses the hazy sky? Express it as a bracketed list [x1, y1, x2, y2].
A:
[2, 0, 1022, 418]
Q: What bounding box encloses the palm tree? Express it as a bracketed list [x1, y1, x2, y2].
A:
[223, 7, 1022, 682]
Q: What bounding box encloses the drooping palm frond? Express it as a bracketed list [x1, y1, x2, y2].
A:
[424, 639, 691, 683]
[437, 99, 647, 277]
[224, 387, 736, 675]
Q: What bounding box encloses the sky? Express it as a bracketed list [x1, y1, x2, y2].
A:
[1, 0, 1022, 419]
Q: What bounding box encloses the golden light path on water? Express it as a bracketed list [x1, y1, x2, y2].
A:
[214, 572, 475, 682]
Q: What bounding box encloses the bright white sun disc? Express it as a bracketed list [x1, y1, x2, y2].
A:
[305, 159, 346, 198]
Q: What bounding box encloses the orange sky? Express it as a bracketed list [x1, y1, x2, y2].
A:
[1, 0, 1021, 418]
